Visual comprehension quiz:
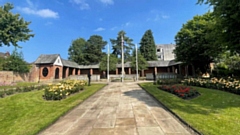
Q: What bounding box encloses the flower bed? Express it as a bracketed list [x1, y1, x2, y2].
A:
[182, 77, 240, 94]
[158, 85, 200, 99]
[43, 80, 87, 100]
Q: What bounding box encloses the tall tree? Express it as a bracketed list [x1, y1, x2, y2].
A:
[68, 35, 107, 65]
[68, 38, 88, 65]
[110, 30, 134, 62]
[174, 12, 224, 73]
[85, 35, 107, 64]
[198, 0, 240, 53]
[3, 48, 29, 73]
[217, 51, 240, 70]
[99, 54, 118, 71]
[131, 49, 148, 73]
[139, 30, 157, 61]
[0, 3, 34, 48]
[0, 57, 5, 70]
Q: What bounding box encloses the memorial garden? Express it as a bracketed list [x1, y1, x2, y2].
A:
[1, 0, 240, 134]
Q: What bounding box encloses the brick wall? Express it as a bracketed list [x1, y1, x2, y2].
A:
[0, 71, 29, 84]
[29, 64, 39, 82]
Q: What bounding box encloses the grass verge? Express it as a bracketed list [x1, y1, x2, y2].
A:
[0, 83, 106, 135]
[140, 83, 240, 135]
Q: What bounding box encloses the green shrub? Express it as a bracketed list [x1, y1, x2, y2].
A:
[0, 91, 5, 98]
[157, 78, 182, 85]
[5, 89, 15, 95]
[15, 87, 22, 92]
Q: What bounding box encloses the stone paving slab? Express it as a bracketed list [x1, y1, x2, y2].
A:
[38, 82, 193, 135]
[137, 127, 165, 135]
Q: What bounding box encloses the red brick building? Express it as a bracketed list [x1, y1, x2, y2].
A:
[29, 44, 195, 82]
[30, 54, 80, 82]
[29, 54, 194, 82]
[0, 51, 10, 58]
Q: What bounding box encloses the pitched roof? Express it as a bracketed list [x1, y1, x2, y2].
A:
[34, 54, 80, 68]
[0, 52, 10, 58]
[0, 52, 5, 57]
[148, 60, 182, 67]
[116, 61, 132, 68]
[34, 54, 59, 64]
[61, 59, 79, 68]
[78, 64, 99, 69]
[34, 54, 182, 69]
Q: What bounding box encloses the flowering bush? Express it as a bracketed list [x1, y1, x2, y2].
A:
[159, 85, 200, 99]
[182, 77, 240, 94]
[43, 80, 87, 100]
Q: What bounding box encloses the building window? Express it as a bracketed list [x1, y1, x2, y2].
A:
[157, 49, 160, 52]
[158, 55, 162, 59]
[42, 67, 48, 77]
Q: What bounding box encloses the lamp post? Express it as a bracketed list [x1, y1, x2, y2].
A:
[136, 44, 138, 81]
[121, 35, 124, 82]
[107, 44, 110, 83]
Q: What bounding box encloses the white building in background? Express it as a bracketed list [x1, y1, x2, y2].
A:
[156, 44, 176, 61]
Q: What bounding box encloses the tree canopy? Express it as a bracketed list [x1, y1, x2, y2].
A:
[0, 3, 34, 48]
[68, 35, 107, 65]
[68, 38, 87, 65]
[110, 30, 134, 62]
[85, 35, 107, 64]
[131, 49, 148, 72]
[139, 29, 157, 61]
[197, 0, 240, 53]
[2, 48, 30, 73]
[174, 12, 225, 73]
[216, 51, 240, 70]
[99, 54, 118, 71]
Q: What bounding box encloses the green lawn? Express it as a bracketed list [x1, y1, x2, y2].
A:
[140, 83, 240, 135]
[0, 83, 106, 135]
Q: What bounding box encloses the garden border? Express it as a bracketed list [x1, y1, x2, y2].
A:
[138, 83, 203, 135]
[37, 83, 107, 134]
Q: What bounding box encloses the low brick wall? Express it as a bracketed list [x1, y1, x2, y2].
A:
[0, 71, 29, 85]
[68, 75, 101, 82]
[146, 73, 180, 80]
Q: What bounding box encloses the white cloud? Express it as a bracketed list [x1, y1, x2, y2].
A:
[154, 15, 160, 21]
[26, 0, 34, 8]
[19, 7, 59, 18]
[70, 0, 90, 10]
[36, 9, 59, 18]
[152, 14, 169, 21]
[17, 0, 59, 19]
[45, 22, 53, 26]
[55, 0, 64, 5]
[94, 27, 105, 32]
[162, 15, 170, 19]
[99, 0, 114, 5]
[147, 9, 170, 22]
[125, 22, 130, 26]
[110, 26, 117, 30]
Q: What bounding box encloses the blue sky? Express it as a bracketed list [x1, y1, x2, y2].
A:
[1, 0, 210, 63]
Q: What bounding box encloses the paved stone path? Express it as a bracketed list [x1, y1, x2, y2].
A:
[39, 82, 193, 135]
